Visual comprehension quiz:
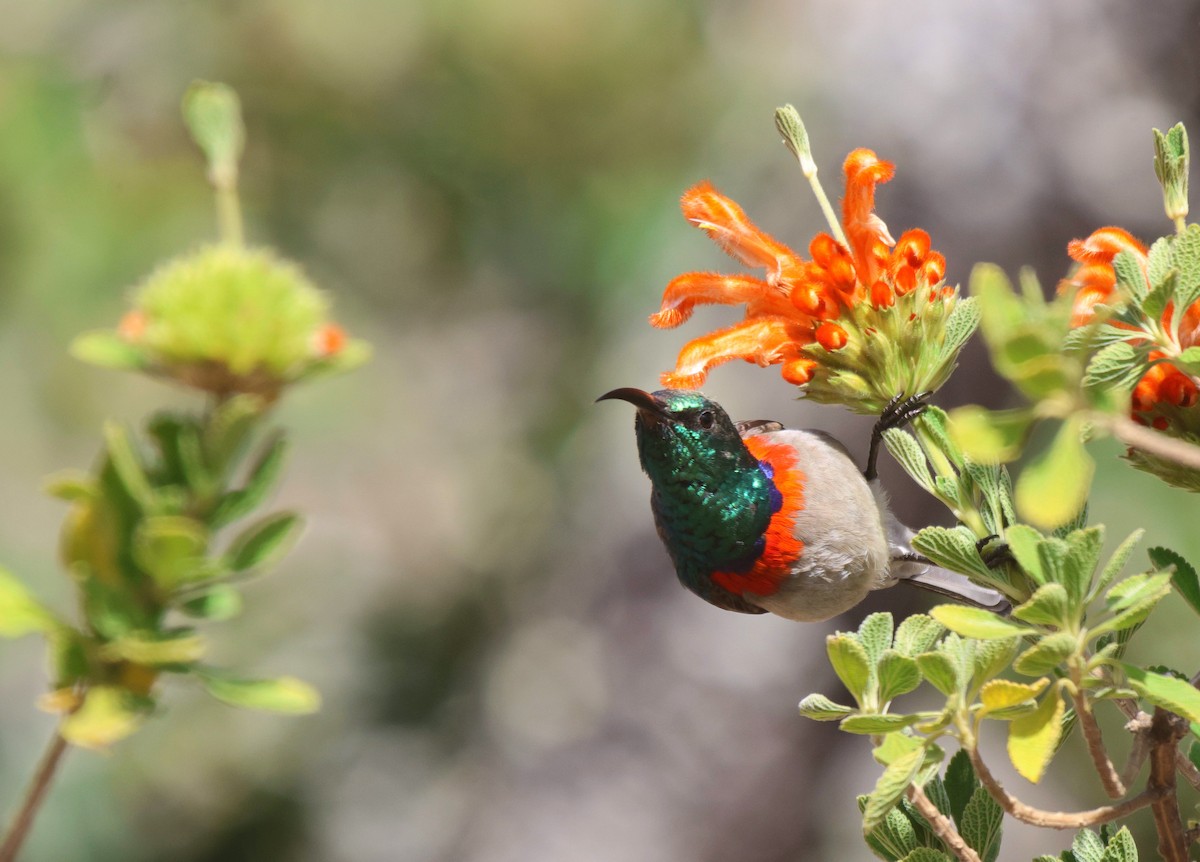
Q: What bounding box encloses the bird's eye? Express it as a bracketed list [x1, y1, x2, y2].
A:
[697, 410, 715, 429]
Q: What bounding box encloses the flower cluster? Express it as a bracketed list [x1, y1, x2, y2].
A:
[1061, 226, 1200, 430]
[651, 149, 975, 413]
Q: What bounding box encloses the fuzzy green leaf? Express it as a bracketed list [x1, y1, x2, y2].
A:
[1173, 345, 1200, 377]
[884, 429, 935, 491]
[894, 614, 945, 657]
[1091, 572, 1172, 638]
[960, 785, 1003, 862]
[827, 633, 872, 702]
[911, 526, 993, 580]
[102, 422, 156, 510]
[1008, 688, 1064, 783]
[972, 637, 1021, 689]
[1148, 546, 1200, 616]
[862, 800, 920, 862]
[0, 568, 57, 637]
[930, 605, 1031, 640]
[210, 433, 288, 529]
[917, 651, 960, 696]
[1071, 828, 1107, 862]
[941, 749, 976, 828]
[1171, 224, 1200, 316]
[182, 81, 244, 186]
[948, 405, 1033, 464]
[43, 470, 97, 503]
[879, 650, 923, 703]
[1015, 417, 1094, 531]
[1111, 251, 1147, 300]
[133, 516, 210, 589]
[1012, 584, 1070, 627]
[1005, 524, 1047, 585]
[1099, 826, 1137, 862]
[899, 851, 954, 862]
[1062, 527, 1104, 606]
[179, 585, 243, 621]
[1093, 529, 1145, 601]
[863, 747, 925, 834]
[197, 671, 320, 714]
[102, 630, 207, 666]
[980, 678, 1049, 715]
[70, 331, 147, 370]
[939, 296, 981, 362]
[798, 693, 854, 721]
[1122, 664, 1200, 722]
[858, 613, 894, 666]
[226, 511, 303, 572]
[1082, 342, 1145, 393]
[1014, 632, 1077, 677]
[840, 713, 923, 734]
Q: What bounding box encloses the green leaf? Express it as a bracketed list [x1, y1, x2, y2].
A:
[858, 612, 894, 666]
[1147, 235, 1175, 290]
[863, 747, 926, 834]
[210, 433, 289, 529]
[70, 330, 147, 370]
[863, 800, 919, 862]
[60, 686, 146, 750]
[1061, 527, 1104, 607]
[226, 511, 303, 572]
[1172, 345, 1200, 377]
[204, 394, 268, 472]
[980, 678, 1050, 714]
[43, 470, 97, 503]
[960, 786, 1003, 862]
[1071, 828, 1107, 862]
[1093, 530, 1145, 601]
[972, 637, 1021, 690]
[948, 405, 1033, 464]
[133, 516, 210, 589]
[0, 568, 57, 637]
[1099, 826, 1137, 862]
[878, 650, 923, 703]
[894, 614, 945, 657]
[911, 526, 993, 580]
[1082, 341, 1145, 393]
[899, 850, 954, 862]
[1012, 584, 1070, 627]
[827, 632, 872, 702]
[1015, 417, 1094, 531]
[884, 429, 935, 491]
[798, 693, 854, 721]
[1007, 687, 1064, 783]
[1005, 524, 1047, 585]
[972, 264, 1024, 348]
[1121, 663, 1200, 722]
[917, 651, 960, 696]
[1148, 546, 1200, 616]
[1091, 573, 1172, 638]
[1014, 632, 1077, 677]
[182, 81, 244, 186]
[102, 630, 207, 666]
[1170, 224, 1200, 317]
[939, 296, 981, 362]
[930, 605, 1032, 640]
[179, 585, 243, 621]
[102, 421, 156, 510]
[840, 713, 923, 734]
[197, 671, 321, 714]
[1111, 251, 1147, 300]
[918, 407, 965, 469]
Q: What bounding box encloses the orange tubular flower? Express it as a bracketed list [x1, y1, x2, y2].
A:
[1061, 226, 1200, 425]
[651, 148, 967, 410]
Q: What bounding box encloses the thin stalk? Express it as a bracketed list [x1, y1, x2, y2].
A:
[215, 183, 244, 247]
[774, 105, 848, 247]
[1147, 708, 1189, 862]
[1068, 669, 1125, 798]
[906, 784, 981, 862]
[967, 746, 1156, 828]
[0, 729, 70, 862]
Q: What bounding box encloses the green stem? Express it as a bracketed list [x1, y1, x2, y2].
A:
[0, 729, 70, 862]
[215, 183, 244, 247]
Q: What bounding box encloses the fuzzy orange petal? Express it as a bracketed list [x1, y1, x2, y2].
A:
[1067, 227, 1148, 264]
[842, 148, 896, 288]
[660, 317, 809, 388]
[650, 272, 794, 328]
[680, 182, 802, 279]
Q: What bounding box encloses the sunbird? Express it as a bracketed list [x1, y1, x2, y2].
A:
[599, 388, 1008, 621]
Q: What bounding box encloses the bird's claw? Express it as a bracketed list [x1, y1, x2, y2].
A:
[865, 391, 934, 481]
[976, 534, 1014, 570]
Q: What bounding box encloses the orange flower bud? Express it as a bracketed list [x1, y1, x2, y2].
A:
[119, 310, 147, 341]
[894, 266, 917, 296]
[870, 280, 895, 309]
[815, 322, 848, 351]
[781, 357, 817, 385]
[1161, 371, 1199, 407]
[893, 229, 931, 267]
[314, 323, 347, 357]
[920, 252, 946, 284]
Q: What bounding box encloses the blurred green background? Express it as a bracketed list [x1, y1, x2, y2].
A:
[3, 2, 1200, 860]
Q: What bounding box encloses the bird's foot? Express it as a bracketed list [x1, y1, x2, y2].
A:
[976, 534, 1014, 569]
[865, 391, 933, 480]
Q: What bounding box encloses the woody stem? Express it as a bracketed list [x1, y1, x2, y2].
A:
[0, 729, 70, 862]
[906, 784, 980, 862]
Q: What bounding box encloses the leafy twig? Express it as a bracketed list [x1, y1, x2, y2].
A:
[906, 784, 981, 862]
[0, 728, 70, 862]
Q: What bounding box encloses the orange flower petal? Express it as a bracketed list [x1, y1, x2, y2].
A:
[649, 272, 792, 329]
[1067, 227, 1148, 264]
[680, 182, 802, 279]
[815, 321, 848, 351]
[661, 317, 808, 388]
[842, 148, 896, 287]
[871, 280, 895, 309]
[892, 229, 931, 268]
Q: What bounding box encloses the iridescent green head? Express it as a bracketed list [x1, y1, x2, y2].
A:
[597, 388, 776, 612]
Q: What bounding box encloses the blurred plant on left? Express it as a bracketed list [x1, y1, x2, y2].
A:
[0, 82, 368, 861]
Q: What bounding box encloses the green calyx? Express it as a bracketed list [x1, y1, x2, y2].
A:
[73, 244, 370, 400]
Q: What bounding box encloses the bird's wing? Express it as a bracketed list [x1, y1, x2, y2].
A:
[736, 419, 785, 437]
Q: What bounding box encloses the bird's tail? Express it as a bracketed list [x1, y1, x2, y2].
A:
[892, 562, 1012, 615]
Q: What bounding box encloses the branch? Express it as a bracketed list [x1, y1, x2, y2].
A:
[1121, 711, 1153, 787]
[1099, 412, 1200, 471]
[1112, 696, 1200, 792]
[0, 729, 70, 862]
[1070, 677, 1126, 797]
[1147, 708, 1189, 862]
[967, 746, 1157, 828]
[906, 784, 981, 862]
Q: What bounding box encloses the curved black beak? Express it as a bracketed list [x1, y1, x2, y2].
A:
[596, 387, 673, 422]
